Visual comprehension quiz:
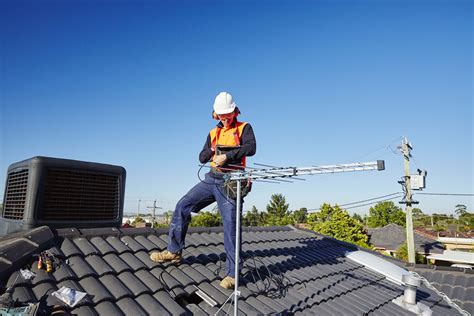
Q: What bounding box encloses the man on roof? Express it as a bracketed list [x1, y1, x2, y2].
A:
[150, 91, 257, 289]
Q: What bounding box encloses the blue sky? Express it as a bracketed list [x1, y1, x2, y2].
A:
[1, 0, 472, 216]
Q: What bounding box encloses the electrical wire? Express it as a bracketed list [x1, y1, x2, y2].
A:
[338, 192, 401, 207]
[307, 192, 402, 212]
[212, 254, 290, 299]
[197, 163, 245, 207]
[343, 196, 402, 210]
[351, 136, 402, 161]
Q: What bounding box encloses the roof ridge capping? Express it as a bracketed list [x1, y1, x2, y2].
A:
[345, 250, 409, 285]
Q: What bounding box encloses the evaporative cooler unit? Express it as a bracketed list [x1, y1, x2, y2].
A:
[0, 156, 126, 236]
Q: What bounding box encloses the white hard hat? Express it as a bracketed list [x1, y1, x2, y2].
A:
[213, 92, 236, 115]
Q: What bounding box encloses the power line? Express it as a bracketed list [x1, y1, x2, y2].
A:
[338, 192, 401, 207]
[307, 193, 402, 212]
[343, 196, 402, 210]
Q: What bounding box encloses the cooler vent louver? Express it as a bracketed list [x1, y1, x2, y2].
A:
[3, 169, 29, 220]
[42, 168, 120, 220]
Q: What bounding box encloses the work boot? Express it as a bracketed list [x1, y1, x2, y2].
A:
[219, 276, 235, 289]
[149, 250, 182, 263]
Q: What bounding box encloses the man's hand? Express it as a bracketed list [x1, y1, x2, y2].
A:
[213, 154, 227, 166]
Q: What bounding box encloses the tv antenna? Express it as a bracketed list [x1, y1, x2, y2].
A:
[216, 160, 385, 315]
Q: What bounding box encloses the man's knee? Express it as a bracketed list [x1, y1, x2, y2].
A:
[175, 196, 192, 216]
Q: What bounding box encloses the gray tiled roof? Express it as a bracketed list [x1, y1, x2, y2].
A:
[409, 265, 474, 314]
[0, 226, 459, 315]
[367, 223, 444, 254]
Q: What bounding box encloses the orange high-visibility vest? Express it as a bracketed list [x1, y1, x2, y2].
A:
[209, 121, 248, 169]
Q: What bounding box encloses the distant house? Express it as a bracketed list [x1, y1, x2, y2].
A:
[426, 250, 474, 267]
[416, 227, 474, 240]
[414, 228, 474, 252]
[367, 223, 444, 259]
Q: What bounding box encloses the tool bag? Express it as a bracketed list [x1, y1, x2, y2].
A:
[224, 179, 252, 200]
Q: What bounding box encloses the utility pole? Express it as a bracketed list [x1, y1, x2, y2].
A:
[147, 199, 162, 228]
[400, 137, 416, 264]
[137, 199, 141, 217]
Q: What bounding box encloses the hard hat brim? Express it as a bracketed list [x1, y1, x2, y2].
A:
[214, 103, 236, 115]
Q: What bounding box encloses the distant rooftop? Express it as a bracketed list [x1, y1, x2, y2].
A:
[368, 223, 445, 254]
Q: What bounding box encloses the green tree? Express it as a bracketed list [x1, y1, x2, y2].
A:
[243, 206, 265, 226]
[292, 207, 308, 224]
[190, 211, 222, 227]
[412, 208, 430, 227]
[396, 242, 424, 263]
[458, 212, 474, 231]
[455, 204, 468, 218]
[131, 216, 145, 227]
[152, 222, 169, 228]
[367, 201, 405, 228]
[266, 194, 291, 225]
[352, 213, 363, 224]
[307, 203, 370, 248]
[412, 208, 423, 217]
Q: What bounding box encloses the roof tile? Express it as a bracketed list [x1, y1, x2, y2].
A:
[7, 270, 32, 288]
[11, 286, 36, 303]
[117, 271, 150, 297]
[153, 290, 189, 316]
[31, 281, 57, 301]
[244, 295, 278, 314]
[179, 264, 208, 285]
[118, 252, 146, 271]
[67, 256, 96, 279]
[134, 235, 158, 251]
[190, 263, 220, 282]
[102, 253, 130, 274]
[59, 238, 82, 258]
[167, 265, 195, 288]
[135, 293, 173, 315]
[185, 303, 208, 316]
[72, 238, 98, 256]
[53, 261, 77, 282]
[196, 301, 220, 315]
[78, 276, 114, 304]
[30, 264, 56, 285]
[98, 274, 132, 300]
[120, 235, 145, 252]
[105, 236, 131, 254]
[70, 305, 97, 316]
[84, 255, 114, 276]
[465, 288, 474, 302]
[134, 250, 160, 269]
[89, 237, 115, 256]
[135, 269, 165, 293]
[94, 300, 124, 315]
[115, 297, 148, 315]
[147, 234, 168, 250]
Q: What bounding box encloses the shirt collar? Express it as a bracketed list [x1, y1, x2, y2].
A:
[216, 120, 238, 129]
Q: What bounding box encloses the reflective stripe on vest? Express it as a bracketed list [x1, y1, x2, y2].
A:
[209, 121, 248, 169]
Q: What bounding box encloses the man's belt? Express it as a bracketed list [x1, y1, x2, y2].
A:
[224, 179, 252, 200]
